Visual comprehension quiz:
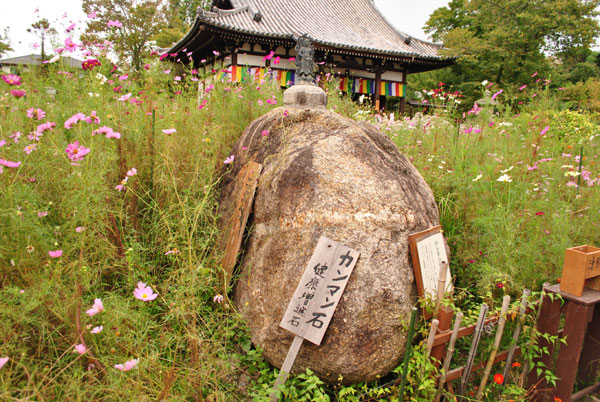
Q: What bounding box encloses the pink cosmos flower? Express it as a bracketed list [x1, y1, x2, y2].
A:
[76, 226, 85, 232]
[37, 121, 56, 133]
[0, 357, 8, 369]
[64, 37, 78, 52]
[87, 11, 97, 18]
[86, 111, 101, 124]
[519, 85, 527, 91]
[107, 20, 123, 28]
[74, 344, 87, 354]
[144, 64, 151, 70]
[2, 74, 22, 86]
[64, 113, 86, 129]
[90, 326, 103, 334]
[115, 177, 128, 191]
[162, 128, 176, 135]
[262, 50, 275, 62]
[273, 56, 280, 65]
[65, 141, 91, 161]
[48, 250, 63, 258]
[54, 47, 65, 54]
[66, 23, 76, 32]
[213, 294, 224, 303]
[127, 168, 137, 176]
[10, 89, 25, 98]
[491, 89, 503, 101]
[117, 93, 131, 102]
[94, 126, 120, 139]
[0, 159, 21, 168]
[37, 211, 48, 217]
[0, 139, 5, 148]
[24, 144, 38, 155]
[119, 74, 128, 81]
[27, 108, 46, 120]
[540, 125, 549, 136]
[224, 155, 234, 164]
[86, 299, 104, 316]
[198, 100, 208, 110]
[114, 358, 138, 371]
[531, 72, 538, 77]
[165, 249, 180, 255]
[261, 130, 269, 136]
[133, 282, 158, 301]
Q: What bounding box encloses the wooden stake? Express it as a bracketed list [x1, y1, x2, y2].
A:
[435, 312, 464, 402]
[398, 306, 419, 401]
[434, 261, 449, 318]
[477, 295, 511, 399]
[503, 289, 531, 383]
[426, 319, 440, 356]
[269, 335, 303, 402]
[458, 303, 489, 400]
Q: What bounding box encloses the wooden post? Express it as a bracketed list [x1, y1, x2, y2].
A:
[399, 68, 407, 115]
[434, 261, 448, 318]
[374, 71, 382, 113]
[431, 305, 454, 366]
[270, 335, 303, 402]
[435, 312, 463, 402]
[578, 304, 600, 383]
[425, 319, 440, 356]
[527, 288, 561, 402]
[553, 301, 594, 402]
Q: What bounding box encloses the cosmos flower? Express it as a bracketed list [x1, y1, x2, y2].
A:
[162, 128, 176, 135]
[114, 358, 138, 371]
[90, 326, 103, 334]
[133, 282, 158, 302]
[0, 357, 8, 369]
[86, 299, 104, 316]
[11, 89, 26, 98]
[27, 108, 45, 120]
[65, 141, 91, 161]
[48, 250, 63, 258]
[74, 344, 87, 354]
[2, 74, 22, 86]
[224, 155, 234, 164]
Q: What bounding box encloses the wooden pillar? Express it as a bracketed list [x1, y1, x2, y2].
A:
[399, 68, 407, 116]
[528, 292, 561, 402]
[374, 71, 381, 113]
[578, 304, 600, 383]
[430, 305, 454, 367]
[231, 50, 238, 66]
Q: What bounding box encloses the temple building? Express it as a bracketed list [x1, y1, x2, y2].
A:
[166, 0, 452, 112]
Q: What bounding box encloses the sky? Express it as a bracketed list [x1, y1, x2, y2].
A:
[0, 0, 450, 59]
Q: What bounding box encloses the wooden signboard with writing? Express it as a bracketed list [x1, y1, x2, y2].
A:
[408, 226, 452, 317]
[270, 236, 360, 401]
[219, 161, 262, 291]
[560, 245, 600, 296]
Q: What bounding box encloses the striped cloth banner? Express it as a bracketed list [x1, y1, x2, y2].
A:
[380, 81, 404, 97]
[218, 66, 295, 87]
[338, 77, 404, 97]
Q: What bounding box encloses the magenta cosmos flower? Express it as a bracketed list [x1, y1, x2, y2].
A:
[86, 298, 104, 316]
[2, 74, 22, 85]
[65, 141, 91, 162]
[133, 282, 158, 301]
[10, 89, 25, 98]
[48, 250, 63, 258]
[0, 159, 21, 168]
[115, 358, 138, 371]
[64, 112, 86, 129]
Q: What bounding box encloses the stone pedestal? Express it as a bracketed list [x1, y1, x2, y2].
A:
[283, 84, 327, 110]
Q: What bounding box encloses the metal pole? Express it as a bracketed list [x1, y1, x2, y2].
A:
[458, 303, 489, 401]
[477, 296, 511, 399]
[398, 306, 419, 401]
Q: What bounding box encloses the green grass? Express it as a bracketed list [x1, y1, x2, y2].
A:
[1, 59, 599, 401]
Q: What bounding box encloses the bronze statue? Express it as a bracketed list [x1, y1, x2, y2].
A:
[295, 35, 315, 85]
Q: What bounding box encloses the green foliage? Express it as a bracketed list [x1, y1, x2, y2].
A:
[0, 28, 12, 58]
[81, 0, 167, 71]
[423, 0, 600, 92]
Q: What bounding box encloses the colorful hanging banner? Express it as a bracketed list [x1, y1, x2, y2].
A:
[338, 77, 404, 97]
[217, 66, 295, 87]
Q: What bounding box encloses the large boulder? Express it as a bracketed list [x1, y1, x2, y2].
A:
[219, 105, 442, 384]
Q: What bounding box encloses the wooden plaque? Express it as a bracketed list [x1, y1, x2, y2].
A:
[219, 161, 262, 290]
[280, 236, 360, 345]
[408, 226, 452, 301]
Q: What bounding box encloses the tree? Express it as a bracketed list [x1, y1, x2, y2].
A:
[82, 0, 167, 71]
[170, 0, 211, 28]
[0, 28, 12, 58]
[27, 19, 57, 60]
[424, 0, 600, 86]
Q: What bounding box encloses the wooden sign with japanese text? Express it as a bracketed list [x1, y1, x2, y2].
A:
[408, 226, 452, 300]
[280, 236, 360, 345]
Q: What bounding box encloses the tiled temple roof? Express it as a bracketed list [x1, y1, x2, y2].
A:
[168, 0, 450, 64]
